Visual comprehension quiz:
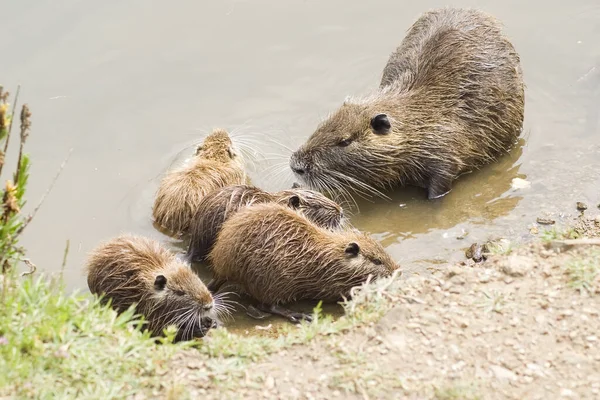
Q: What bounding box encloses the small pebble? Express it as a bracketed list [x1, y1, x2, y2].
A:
[511, 177, 531, 190]
[576, 202, 588, 211]
[537, 217, 555, 225]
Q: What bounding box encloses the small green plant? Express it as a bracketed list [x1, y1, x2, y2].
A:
[485, 239, 513, 256]
[434, 382, 481, 400]
[0, 86, 31, 273]
[541, 227, 580, 242]
[565, 249, 600, 294]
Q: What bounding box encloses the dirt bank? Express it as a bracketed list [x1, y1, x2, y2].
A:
[166, 212, 600, 400]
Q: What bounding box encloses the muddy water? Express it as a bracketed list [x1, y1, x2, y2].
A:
[2, 0, 599, 334]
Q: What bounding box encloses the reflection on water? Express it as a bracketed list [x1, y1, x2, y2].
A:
[1, 0, 600, 334]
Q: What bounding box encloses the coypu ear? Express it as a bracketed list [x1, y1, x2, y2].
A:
[195, 145, 204, 155]
[154, 275, 167, 290]
[344, 242, 360, 257]
[288, 195, 301, 209]
[370, 114, 391, 135]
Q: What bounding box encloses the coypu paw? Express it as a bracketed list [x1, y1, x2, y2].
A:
[207, 278, 226, 293]
[257, 304, 313, 324]
[427, 175, 453, 200]
[246, 305, 272, 320]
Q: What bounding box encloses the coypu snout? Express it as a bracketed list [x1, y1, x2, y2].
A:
[289, 150, 312, 176]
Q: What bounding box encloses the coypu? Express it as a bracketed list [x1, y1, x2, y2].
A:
[152, 128, 246, 236]
[289, 8, 525, 200]
[186, 184, 345, 263]
[208, 203, 399, 322]
[86, 234, 220, 341]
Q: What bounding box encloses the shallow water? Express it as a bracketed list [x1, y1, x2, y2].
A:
[2, 0, 599, 334]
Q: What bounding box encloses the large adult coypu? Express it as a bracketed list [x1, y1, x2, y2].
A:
[86, 234, 220, 341]
[186, 184, 345, 263]
[289, 8, 525, 200]
[152, 128, 246, 236]
[208, 203, 399, 322]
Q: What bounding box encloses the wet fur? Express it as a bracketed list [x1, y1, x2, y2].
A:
[86, 234, 216, 341]
[152, 129, 246, 235]
[208, 203, 399, 305]
[186, 184, 345, 263]
[290, 8, 525, 200]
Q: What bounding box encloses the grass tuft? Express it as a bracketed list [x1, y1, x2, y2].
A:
[564, 249, 600, 294]
[0, 271, 189, 399]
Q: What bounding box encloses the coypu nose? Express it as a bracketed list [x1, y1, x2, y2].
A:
[290, 156, 310, 176]
[200, 316, 216, 331]
[292, 166, 305, 175]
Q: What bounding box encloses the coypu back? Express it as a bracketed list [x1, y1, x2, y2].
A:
[275, 188, 345, 230]
[186, 185, 273, 263]
[209, 203, 398, 305]
[86, 234, 217, 341]
[290, 8, 524, 200]
[152, 128, 246, 236]
[187, 185, 345, 263]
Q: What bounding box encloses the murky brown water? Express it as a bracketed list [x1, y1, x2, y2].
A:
[2, 0, 599, 334]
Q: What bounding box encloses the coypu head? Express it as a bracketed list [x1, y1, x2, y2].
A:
[336, 230, 399, 276]
[275, 188, 345, 230]
[195, 128, 240, 164]
[290, 100, 401, 198]
[152, 265, 218, 341]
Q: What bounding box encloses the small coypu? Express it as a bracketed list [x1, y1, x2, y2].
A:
[152, 128, 246, 236]
[86, 234, 220, 341]
[186, 184, 345, 263]
[290, 8, 525, 200]
[208, 203, 399, 322]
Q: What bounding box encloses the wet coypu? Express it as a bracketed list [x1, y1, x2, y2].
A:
[208, 203, 399, 323]
[186, 184, 345, 263]
[152, 128, 246, 236]
[86, 234, 221, 341]
[290, 8, 525, 200]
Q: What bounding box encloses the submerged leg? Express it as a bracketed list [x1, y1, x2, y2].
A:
[427, 172, 454, 200]
[256, 303, 313, 324]
[207, 278, 226, 293]
[245, 305, 272, 320]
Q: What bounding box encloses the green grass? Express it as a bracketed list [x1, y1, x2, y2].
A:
[565, 249, 600, 294]
[0, 272, 189, 399]
[485, 239, 513, 256]
[541, 227, 580, 242]
[433, 382, 481, 400]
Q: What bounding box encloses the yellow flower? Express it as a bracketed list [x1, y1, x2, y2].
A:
[0, 103, 8, 129]
[3, 180, 20, 215]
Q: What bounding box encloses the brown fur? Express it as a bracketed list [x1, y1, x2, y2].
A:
[152, 129, 246, 235]
[85, 234, 217, 341]
[290, 8, 525, 200]
[186, 184, 345, 263]
[208, 203, 399, 305]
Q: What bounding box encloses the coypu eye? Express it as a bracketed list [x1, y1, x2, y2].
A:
[338, 138, 353, 147]
[154, 275, 167, 290]
[288, 195, 301, 209]
[372, 258, 383, 266]
[344, 242, 360, 256]
[227, 147, 235, 159]
[370, 114, 391, 135]
[174, 290, 185, 296]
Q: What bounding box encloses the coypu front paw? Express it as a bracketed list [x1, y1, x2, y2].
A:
[427, 175, 453, 200]
[257, 303, 313, 324]
[246, 305, 272, 320]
